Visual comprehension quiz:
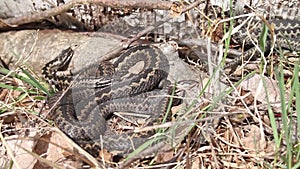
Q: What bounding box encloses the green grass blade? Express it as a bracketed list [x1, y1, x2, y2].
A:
[276, 61, 292, 168]
[259, 23, 268, 53]
[125, 136, 164, 161]
[20, 67, 51, 96]
[293, 62, 300, 141]
[0, 67, 50, 96]
[0, 83, 39, 94]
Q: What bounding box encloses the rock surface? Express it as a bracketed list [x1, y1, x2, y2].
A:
[0, 30, 122, 73]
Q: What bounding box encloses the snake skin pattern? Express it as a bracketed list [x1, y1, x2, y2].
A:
[225, 15, 300, 71]
[43, 45, 172, 156]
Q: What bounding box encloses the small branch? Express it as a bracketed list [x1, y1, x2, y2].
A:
[100, 0, 203, 60]
[124, 0, 203, 47]
[0, 0, 174, 28]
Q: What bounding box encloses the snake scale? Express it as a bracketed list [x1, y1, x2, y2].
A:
[43, 45, 172, 156]
[225, 11, 300, 71]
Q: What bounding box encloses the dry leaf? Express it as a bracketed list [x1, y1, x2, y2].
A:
[46, 130, 82, 168]
[155, 150, 174, 163]
[5, 129, 38, 169]
[191, 157, 201, 169]
[238, 74, 281, 104]
[240, 125, 266, 153]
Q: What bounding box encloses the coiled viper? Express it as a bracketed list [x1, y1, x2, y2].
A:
[43, 45, 172, 156]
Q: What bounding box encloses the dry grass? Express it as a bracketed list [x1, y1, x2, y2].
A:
[0, 1, 299, 169]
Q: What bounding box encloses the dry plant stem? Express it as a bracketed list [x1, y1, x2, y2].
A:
[224, 117, 243, 146]
[180, 39, 243, 57]
[0, 123, 21, 169]
[101, 0, 203, 61]
[100, 40, 142, 61]
[127, 112, 239, 133]
[39, 136, 99, 167]
[0, 0, 174, 28]
[119, 142, 166, 168]
[125, 0, 203, 47]
[15, 145, 62, 169]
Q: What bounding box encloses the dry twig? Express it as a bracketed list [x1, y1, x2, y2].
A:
[0, 0, 174, 28]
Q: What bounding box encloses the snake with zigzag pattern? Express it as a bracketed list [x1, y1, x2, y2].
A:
[43, 45, 172, 156]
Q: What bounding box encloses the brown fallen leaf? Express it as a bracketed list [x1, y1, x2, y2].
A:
[238, 74, 281, 104]
[4, 129, 38, 169]
[240, 124, 266, 153]
[155, 150, 174, 163]
[46, 130, 83, 168]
